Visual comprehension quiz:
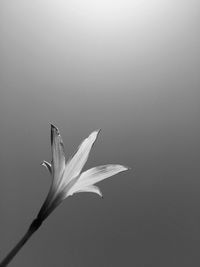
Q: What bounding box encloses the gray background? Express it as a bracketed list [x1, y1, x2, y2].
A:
[0, 0, 200, 266]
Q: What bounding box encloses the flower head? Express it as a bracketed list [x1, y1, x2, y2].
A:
[37, 124, 129, 222]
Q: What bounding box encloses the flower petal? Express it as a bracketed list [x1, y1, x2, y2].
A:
[68, 184, 103, 197]
[77, 164, 129, 187]
[41, 160, 52, 174]
[61, 130, 100, 187]
[51, 124, 66, 184]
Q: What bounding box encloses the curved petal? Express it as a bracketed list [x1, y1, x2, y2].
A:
[41, 160, 52, 175]
[77, 164, 129, 187]
[61, 130, 100, 188]
[51, 124, 66, 185]
[67, 184, 103, 198]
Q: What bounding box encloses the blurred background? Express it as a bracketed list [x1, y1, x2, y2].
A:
[0, 0, 200, 266]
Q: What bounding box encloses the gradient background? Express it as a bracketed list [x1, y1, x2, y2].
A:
[0, 1, 200, 266]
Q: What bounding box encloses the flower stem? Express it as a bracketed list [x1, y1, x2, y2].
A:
[0, 218, 42, 267]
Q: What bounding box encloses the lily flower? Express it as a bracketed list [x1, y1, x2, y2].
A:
[0, 124, 129, 267]
[37, 124, 129, 222]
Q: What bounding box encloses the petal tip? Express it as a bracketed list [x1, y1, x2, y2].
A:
[124, 165, 131, 171]
[50, 123, 60, 144]
[92, 128, 101, 138]
[41, 160, 48, 166]
[117, 164, 131, 171]
[87, 129, 101, 143]
[50, 123, 59, 132]
[41, 160, 47, 166]
[96, 128, 101, 134]
[97, 187, 103, 198]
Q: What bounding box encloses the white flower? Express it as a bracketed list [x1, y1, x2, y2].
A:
[37, 124, 129, 222]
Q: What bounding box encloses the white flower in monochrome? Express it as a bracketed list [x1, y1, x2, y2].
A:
[37, 124, 129, 222]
